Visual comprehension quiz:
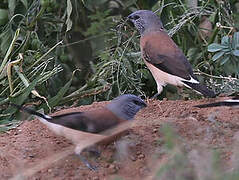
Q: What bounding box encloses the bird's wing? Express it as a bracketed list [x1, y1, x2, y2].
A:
[50, 109, 121, 133]
[141, 31, 197, 81]
[50, 112, 95, 132]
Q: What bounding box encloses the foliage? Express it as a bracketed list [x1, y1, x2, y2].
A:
[156, 0, 239, 95]
[0, 0, 67, 129]
[208, 32, 239, 75]
[154, 124, 239, 180]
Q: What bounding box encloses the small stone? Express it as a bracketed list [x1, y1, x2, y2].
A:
[108, 164, 117, 174]
[136, 142, 141, 146]
[139, 167, 149, 175]
[29, 154, 35, 158]
[138, 154, 145, 159]
[136, 151, 141, 155]
[153, 128, 158, 133]
[92, 177, 99, 180]
[48, 169, 52, 173]
[163, 98, 167, 101]
[109, 164, 116, 169]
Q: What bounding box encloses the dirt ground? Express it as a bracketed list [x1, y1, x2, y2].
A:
[1, 97, 239, 180]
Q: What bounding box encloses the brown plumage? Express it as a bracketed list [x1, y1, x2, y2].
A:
[46, 109, 125, 133]
[12, 94, 146, 170]
[128, 10, 216, 98]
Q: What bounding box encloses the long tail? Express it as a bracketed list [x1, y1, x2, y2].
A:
[11, 103, 66, 136]
[11, 103, 52, 120]
[194, 99, 239, 108]
[183, 81, 216, 98]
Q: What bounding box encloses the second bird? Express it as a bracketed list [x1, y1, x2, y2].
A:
[128, 10, 216, 98]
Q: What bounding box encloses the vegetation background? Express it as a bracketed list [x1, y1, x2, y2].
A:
[0, 0, 239, 130]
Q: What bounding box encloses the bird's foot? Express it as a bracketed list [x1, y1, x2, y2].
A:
[77, 154, 98, 171]
[89, 148, 101, 158]
[151, 93, 160, 99]
[85, 146, 101, 158]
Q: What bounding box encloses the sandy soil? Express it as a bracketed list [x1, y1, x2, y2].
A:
[0, 97, 239, 180]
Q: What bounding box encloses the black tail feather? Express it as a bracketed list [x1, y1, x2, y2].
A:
[10, 103, 52, 120]
[194, 101, 239, 108]
[183, 81, 216, 98]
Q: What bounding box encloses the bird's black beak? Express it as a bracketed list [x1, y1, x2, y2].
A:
[139, 99, 147, 108]
[142, 101, 147, 107]
[127, 15, 132, 21]
[127, 15, 135, 27]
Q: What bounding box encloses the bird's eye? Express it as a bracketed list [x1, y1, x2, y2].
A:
[133, 100, 141, 105]
[132, 15, 140, 20]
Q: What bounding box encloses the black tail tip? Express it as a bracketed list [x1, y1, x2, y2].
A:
[183, 81, 216, 98]
[205, 90, 217, 98]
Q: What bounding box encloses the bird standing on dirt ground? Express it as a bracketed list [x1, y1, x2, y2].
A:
[127, 10, 216, 98]
[12, 94, 147, 170]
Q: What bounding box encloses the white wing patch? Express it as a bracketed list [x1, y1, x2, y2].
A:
[182, 76, 199, 84]
[144, 59, 199, 94]
[224, 99, 239, 103]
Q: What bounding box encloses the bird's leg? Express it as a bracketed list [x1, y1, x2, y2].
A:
[77, 153, 98, 171]
[85, 146, 101, 158]
[151, 84, 163, 99]
[76, 146, 101, 170]
[151, 93, 160, 99]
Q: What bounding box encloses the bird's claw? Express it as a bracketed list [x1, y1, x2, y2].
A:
[78, 154, 98, 171]
[89, 148, 101, 158]
[85, 162, 97, 171]
[151, 93, 159, 99]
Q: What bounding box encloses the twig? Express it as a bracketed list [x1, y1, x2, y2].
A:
[60, 84, 111, 104]
[194, 70, 238, 81]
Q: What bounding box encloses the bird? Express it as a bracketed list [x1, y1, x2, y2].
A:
[127, 10, 216, 98]
[194, 95, 239, 108]
[12, 94, 147, 170]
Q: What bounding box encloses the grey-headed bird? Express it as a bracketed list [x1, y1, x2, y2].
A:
[128, 10, 216, 98]
[12, 94, 146, 170]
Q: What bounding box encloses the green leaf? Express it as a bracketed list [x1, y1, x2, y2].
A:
[212, 51, 225, 61]
[221, 48, 231, 52]
[0, 28, 20, 78]
[47, 76, 72, 107]
[66, 0, 73, 32]
[20, 0, 28, 9]
[221, 36, 229, 45]
[8, 0, 16, 17]
[233, 32, 239, 49]
[209, 12, 217, 23]
[220, 56, 230, 65]
[40, 70, 78, 110]
[208, 43, 227, 52]
[233, 32, 239, 45]
[0, 9, 8, 25]
[0, 120, 21, 132]
[4, 75, 42, 115]
[0, 29, 12, 55]
[232, 50, 239, 56]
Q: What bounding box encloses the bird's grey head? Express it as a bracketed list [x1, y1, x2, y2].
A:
[127, 10, 163, 35]
[106, 94, 147, 120]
